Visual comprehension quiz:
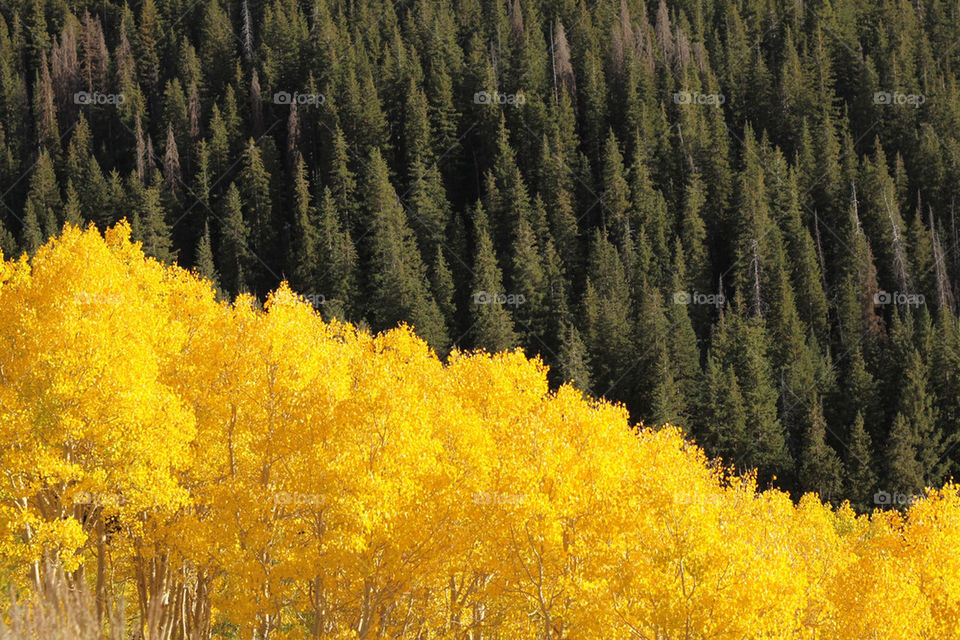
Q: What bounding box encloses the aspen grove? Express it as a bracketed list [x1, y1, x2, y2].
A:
[2, 224, 960, 639]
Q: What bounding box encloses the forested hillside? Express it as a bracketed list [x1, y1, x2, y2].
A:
[4, 224, 960, 639]
[2, 0, 960, 506]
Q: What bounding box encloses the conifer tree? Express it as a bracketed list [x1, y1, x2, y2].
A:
[844, 412, 877, 512]
[195, 220, 219, 289]
[898, 348, 946, 486]
[133, 175, 176, 263]
[698, 356, 750, 467]
[429, 245, 456, 331]
[600, 130, 631, 241]
[328, 126, 359, 231]
[315, 187, 358, 321]
[510, 213, 548, 349]
[21, 149, 61, 254]
[240, 138, 275, 288]
[886, 412, 923, 499]
[712, 301, 794, 484]
[135, 0, 160, 91]
[364, 148, 448, 352]
[798, 396, 843, 502]
[63, 180, 82, 227]
[219, 182, 252, 296]
[582, 230, 634, 399]
[557, 321, 591, 393]
[407, 158, 450, 257]
[289, 155, 317, 294]
[469, 202, 518, 353]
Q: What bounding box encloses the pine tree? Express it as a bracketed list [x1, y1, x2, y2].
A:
[469, 202, 518, 353]
[200, 0, 236, 95]
[315, 188, 358, 321]
[629, 136, 670, 285]
[582, 230, 634, 399]
[600, 130, 631, 241]
[407, 158, 450, 257]
[635, 283, 685, 425]
[63, 180, 82, 227]
[21, 149, 61, 253]
[899, 348, 945, 486]
[429, 245, 456, 331]
[194, 220, 219, 288]
[135, 0, 161, 91]
[328, 126, 359, 231]
[680, 172, 710, 297]
[289, 155, 317, 293]
[510, 213, 547, 349]
[712, 301, 794, 485]
[844, 412, 877, 512]
[488, 116, 533, 249]
[133, 175, 176, 263]
[240, 138, 275, 289]
[208, 105, 230, 177]
[557, 321, 591, 393]
[698, 356, 750, 468]
[798, 396, 843, 502]
[364, 148, 448, 352]
[886, 412, 923, 500]
[219, 182, 252, 296]
[32, 54, 58, 154]
[667, 245, 703, 418]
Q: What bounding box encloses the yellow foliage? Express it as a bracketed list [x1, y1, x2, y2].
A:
[2, 224, 960, 639]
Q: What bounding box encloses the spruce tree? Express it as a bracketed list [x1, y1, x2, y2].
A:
[600, 130, 631, 242]
[429, 245, 456, 332]
[582, 230, 634, 399]
[315, 188, 358, 321]
[218, 182, 252, 296]
[712, 301, 794, 485]
[886, 412, 923, 500]
[21, 149, 61, 253]
[557, 322, 592, 393]
[63, 180, 82, 228]
[510, 213, 548, 350]
[798, 396, 843, 502]
[195, 220, 219, 289]
[469, 202, 518, 353]
[240, 138, 274, 274]
[697, 356, 750, 468]
[135, 175, 176, 263]
[364, 148, 448, 352]
[289, 155, 318, 294]
[844, 412, 877, 512]
[899, 348, 946, 486]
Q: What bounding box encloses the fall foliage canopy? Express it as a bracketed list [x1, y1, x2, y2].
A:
[2, 224, 960, 639]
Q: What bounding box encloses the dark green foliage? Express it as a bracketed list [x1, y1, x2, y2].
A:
[364, 148, 449, 352]
[469, 203, 518, 353]
[4, 0, 960, 508]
